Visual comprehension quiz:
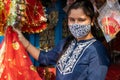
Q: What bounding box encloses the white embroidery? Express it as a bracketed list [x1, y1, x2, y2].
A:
[57, 39, 96, 75]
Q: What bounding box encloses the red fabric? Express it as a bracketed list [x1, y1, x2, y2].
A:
[106, 64, 120, 80]
[0, 26, 42, 80]
[37, 67, 56, 80]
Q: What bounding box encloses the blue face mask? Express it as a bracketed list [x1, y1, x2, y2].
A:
[68, 24, 91, 38]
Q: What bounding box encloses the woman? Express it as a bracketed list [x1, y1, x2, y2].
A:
[15, 0, 110, 80]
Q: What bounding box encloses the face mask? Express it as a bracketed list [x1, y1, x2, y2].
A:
[68, 24, 91, 38]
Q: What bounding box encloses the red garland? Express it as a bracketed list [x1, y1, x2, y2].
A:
[22, 0, 47, 33]
[22, 22, 47, 33]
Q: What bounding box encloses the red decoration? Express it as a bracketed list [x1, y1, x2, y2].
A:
[0, 26, 42, 80]
[2, 0, 47, 33]
[0, 0, 11, 34]
[106, 64, 120, 80]
[37, 67, 56, 80]
[101, 17, 120, 37]
[98, 0, 120, 42]
[22, 22, 47, 33]
[21, 0, 47, 33]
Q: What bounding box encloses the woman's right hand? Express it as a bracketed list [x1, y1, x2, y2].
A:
[13, 27, 40, 60]
[13, 27, 30, 49]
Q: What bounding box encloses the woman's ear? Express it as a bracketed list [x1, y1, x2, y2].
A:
[91, 22, 94, 26]
[91, 17, 95, 26]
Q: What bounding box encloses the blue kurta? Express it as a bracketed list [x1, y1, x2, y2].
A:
[38, 38, 110, 80]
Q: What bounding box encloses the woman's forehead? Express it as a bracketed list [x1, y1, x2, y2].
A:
[68, 8, 87, 18]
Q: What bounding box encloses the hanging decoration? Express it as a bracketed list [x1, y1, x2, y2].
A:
[0, 0, 15, 35]
[48, 10, 58, 29]
[0, 0, 5, 35]
[2, 0, 47, 33]
[0, 0, 47, 79]
[37, 67, 56, 80]
[6, 0, 19, 26]
[98, 0, 120, 42]
[0, 26, 42, 80]
[21, 0, 47, 33]
[1, 0, 27, 29]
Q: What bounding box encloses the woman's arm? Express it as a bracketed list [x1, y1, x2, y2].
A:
[87, 43, 110, 80]
[25, 40, 40, 61]
[14, 28, 67, 65]
[87, 54, 108, 80]
[14, 28, 40, 60]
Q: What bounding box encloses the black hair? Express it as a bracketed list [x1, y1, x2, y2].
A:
[67, 0, 95, 20]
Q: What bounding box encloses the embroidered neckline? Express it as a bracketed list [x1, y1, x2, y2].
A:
[57, 39, 96, 75]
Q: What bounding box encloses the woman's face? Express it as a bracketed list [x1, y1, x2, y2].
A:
[68, 8, 92, 25]
[68, 8, 94, 40]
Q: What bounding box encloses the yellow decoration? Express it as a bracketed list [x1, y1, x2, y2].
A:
[23, 55, 27, 58]
[30, 65, 37, 72]
[18, 71, 22, 75]
[12, 41, 20, 50]
[8, 59, 12, 61]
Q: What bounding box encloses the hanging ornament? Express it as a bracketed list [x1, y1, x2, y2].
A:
[0, 26, 42, 80]
[0, 0, 5, 35]
[4, 0, 47, 33]
[98, 0, 120, 42]
[21, 0, 47, 33]
[6, 0, 19, 26]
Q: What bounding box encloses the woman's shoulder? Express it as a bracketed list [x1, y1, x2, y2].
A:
[92, 39, 106, 49]
[88, 39, 110, 66]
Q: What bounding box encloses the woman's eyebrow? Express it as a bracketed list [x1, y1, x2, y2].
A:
[68, 17, 86, 19]
[77, 18, 86, 21]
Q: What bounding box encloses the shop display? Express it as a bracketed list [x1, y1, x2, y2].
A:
[98, 0, 120, 42]
[39, 28, 55, 51]
[3, 0, 47, 33]
[0, 0, 47, 79]
[22, 0, 47, 33]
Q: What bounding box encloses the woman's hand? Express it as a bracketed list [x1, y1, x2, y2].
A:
[13, 27, 30, 49]
[13, 27, 40, 60]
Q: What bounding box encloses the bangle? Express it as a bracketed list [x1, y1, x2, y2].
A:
[26, 42, 30, 49]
